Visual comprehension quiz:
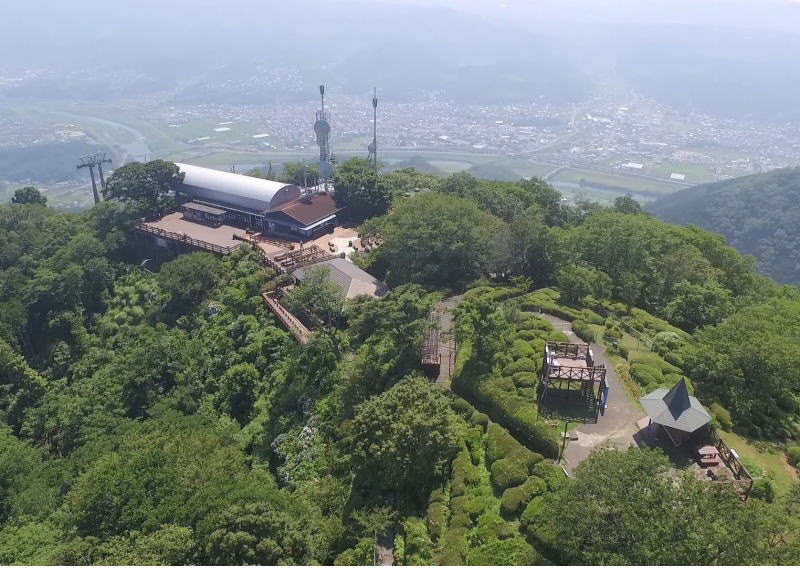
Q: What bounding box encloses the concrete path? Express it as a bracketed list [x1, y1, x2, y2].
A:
[537, 313, 643, 473]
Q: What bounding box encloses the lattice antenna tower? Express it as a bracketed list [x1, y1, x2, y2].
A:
[314, 84, 334, 192]
[367, 87, 379, 168]
[76, 152, 112, 205]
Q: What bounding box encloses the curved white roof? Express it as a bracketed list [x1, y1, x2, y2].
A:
[175, 163, 301, 213]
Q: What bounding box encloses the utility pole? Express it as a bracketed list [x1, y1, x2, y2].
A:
[77, 153, 112, 205]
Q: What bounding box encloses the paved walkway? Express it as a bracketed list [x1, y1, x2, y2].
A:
[537, 313, 643, 473]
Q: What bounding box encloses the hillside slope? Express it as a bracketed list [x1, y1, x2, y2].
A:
[649, 167, 800, 285]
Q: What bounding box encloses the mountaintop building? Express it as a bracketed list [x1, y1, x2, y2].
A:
[174, 163, 344, 239]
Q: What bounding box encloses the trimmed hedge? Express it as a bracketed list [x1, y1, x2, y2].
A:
[426, 501, 446, 541]
[532, 461, 568, 491]
[630, 363, 664, 388]
[490, 458, 528, 491]
[631, 353, 682, 375]
[436, 527, 469, 565]
[469, 411, 489, 429]
[403, 517, 434, 566]
[471, 513, 515, 546]
[502, 358, 537, 376]
[571, 319, 595, 342]
[786, 446, 800, 468]
[512, 339, 535, 359]
[520, 495, 547, 532]
[512, 372, 538, 389]
[499, 476, 547, 519]
[466, 537, 537, 566]
[452, 397, 476, 418]
[486, 424, 544, 469]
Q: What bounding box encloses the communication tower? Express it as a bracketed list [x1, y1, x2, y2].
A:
[367, 87, 378, 168]
[314, 84, 334, 192]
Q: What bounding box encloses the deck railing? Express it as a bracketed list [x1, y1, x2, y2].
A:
[135, 221, 238, 255]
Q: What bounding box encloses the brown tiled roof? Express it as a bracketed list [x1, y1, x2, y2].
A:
[270, 193, 343, 227]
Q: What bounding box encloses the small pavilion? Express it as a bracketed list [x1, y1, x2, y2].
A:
[640, 378, 712, 446]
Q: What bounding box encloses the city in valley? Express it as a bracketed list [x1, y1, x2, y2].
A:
[2, 65, 799, 210]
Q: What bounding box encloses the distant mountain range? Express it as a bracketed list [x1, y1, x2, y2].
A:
[648, 167, 800, 285]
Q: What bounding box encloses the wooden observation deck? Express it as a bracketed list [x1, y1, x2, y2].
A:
[421, 304, 443, 378]
[540, 341, 607, 411]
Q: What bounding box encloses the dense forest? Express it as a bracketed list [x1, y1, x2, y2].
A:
[1, 163, 799, 565]
[649, 167, 800, 286]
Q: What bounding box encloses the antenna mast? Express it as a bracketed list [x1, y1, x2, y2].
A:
[367, 87, 378, 167]
[77, 152, 112, 205]
[314, 84, 334, 192]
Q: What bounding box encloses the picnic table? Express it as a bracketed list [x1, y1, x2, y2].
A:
[697, 444, 721, 467]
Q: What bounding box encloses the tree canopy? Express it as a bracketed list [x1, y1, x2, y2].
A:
[104, 160, 185, 219]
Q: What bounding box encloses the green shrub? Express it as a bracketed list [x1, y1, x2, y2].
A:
[429, 487, 444, 504]
[571, 320, 595, 342]
[520, 495, 547, 533]
[512, 372, 538, 388]
[750, 478, 777, 502]
[436, 527, 469, 565]
[469, 411, 489, 429]
[466, 495, 495, 520]
[503, 358, 537, 376]
[452, 397, 475, 418]
[532, 461, 567, 491]
[394, 527, 406, 565]
[786, 446, 800, 468]
[466, 537, 537, 566]
[631, 353, 681, 375]
[485, 424, 544, 469]
[663, 351, 685, 369]
[448, 512, 472, 530]
[334, 538, 374, 565]
[426, 502, 446, 542]
[653, 331, 683, 350]
[629, 363, 664, 388]
[547, 331, 570, 343]
[403, 517, 433, 566]
[512, 339, 535, 359]
[490, 458, 528, 491]
[450, 495, 468, 515]
[709, 403, 733, 431]
[515, 329, 541, 342]
[499, 476, 546, 519]
[581, 308, 606, 325]
[454, 375, 559, 459]
[470, 514, 515, 546]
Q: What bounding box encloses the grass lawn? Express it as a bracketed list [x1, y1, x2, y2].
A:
[717, 430, 798, 495]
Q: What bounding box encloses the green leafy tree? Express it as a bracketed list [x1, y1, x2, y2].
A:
[536, 448, 786, 565]
[205, 503, 312, 565]
[11, 187, 47, 206]
[157, 252, 223, 318]
[614, 193, 642, 215]
[685, 297, 800, 437]
[216, 363, 260, 424]
[664, 279, 733, 331]
[348, 376, 458, 492]
[333, 158, 391, 222]
[363, 192, 502, 288]
[283, 265, 345, 328]
[556, 266, 613, 304]
[104, 160, 185, 219]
